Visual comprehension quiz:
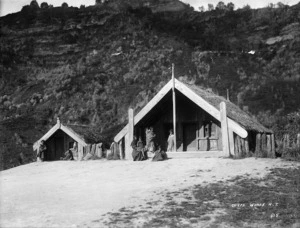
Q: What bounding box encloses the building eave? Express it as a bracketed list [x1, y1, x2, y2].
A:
[33, 122, 88, 151]
[114, 79, 249, 143]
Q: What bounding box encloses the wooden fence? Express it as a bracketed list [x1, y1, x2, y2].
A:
[77, 143, 105, 160]
[281, 133, 300, 149]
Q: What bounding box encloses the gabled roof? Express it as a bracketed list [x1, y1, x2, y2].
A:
[114, 79, 272, 142]
[65, 124, 100, 144]
[33, 119, 100, 150]
[182, 82, 272, 133]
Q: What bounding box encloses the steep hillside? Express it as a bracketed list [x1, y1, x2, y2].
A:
[96, 0, 190, 12]
[1, 2, 300, 169]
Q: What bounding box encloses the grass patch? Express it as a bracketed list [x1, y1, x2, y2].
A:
[200, 215, 211, 221]
[100, 167, 300, 227]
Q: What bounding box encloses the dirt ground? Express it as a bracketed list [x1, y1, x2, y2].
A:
[0, 157, 298, 228]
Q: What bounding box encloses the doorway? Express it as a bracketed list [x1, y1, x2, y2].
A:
[45, 130, 66, 161]
[183, 123, 197, 151]
[54, 137, 64, 160]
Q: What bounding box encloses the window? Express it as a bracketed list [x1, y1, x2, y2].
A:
[211, 122, 216, 137]
[203, 121, 217, 138]
[204, 123, 210, 137]
[69, 142, 74, 149]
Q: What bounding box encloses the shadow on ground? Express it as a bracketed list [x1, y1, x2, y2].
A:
[97, 167, 300, 228]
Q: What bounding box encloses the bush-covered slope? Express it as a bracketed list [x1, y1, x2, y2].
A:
[1, 2, 300, 169]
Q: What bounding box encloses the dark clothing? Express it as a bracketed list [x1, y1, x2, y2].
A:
[37, 143, 47, 161]
[132, 149, 146, 161]
[146, 129, 156, 152]
[131, 139, 147, 161]
[152, 149, 168, 162]
[131, 139, 137, 150]
[62, 150, 74, 160]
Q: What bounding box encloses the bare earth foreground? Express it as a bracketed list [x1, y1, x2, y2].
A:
[0, 157, 299, 228]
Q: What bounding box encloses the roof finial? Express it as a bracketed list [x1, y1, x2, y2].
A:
[227, 89, 230, 101]
[57, 117, 60, 125]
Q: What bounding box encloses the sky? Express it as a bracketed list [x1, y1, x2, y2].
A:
[0, 0, 299, 17]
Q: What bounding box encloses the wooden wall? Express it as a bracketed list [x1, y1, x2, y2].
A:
[134, 93, 222, 152]
[254, 133, 275, 158]
[125, 91, 275, 157]
[45, 129, 79, 161]
[233, 134, 250, 158]
[231, 132, 275, 158]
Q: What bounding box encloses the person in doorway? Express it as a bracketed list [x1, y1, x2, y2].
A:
[167, 129, 175, 152]
[152, 145, 168, 162]
[62, 149, 74, 160]
[37, 140, 47, 162]
[71, 141, 78, 158]
[61, 142, 77, 160]
[137, 137, 147, 160]
[146, 127, 156, 153]
[131, 136, 147, 161]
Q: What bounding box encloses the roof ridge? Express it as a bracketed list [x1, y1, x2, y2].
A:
[66, 123, 91, 127]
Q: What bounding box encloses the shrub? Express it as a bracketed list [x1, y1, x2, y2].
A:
[62, 2, 68, 8]
[30, 0, 40, 9]
[255, 149, 268, 158]
[41, 2, 49, 9]
[282, 146, 300, 161]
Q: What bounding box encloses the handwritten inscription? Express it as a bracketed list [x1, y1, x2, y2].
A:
[270, 213, 299, 219]
[231, 202, 279, 208]
[270, 213, 279, 219]
[230, 203, 299, 220]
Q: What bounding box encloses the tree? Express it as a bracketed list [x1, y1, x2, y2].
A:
[277, 2, 286, 8]
[41, 2, 49, 9]
[268, 3, 275, 8]
[242, 4, 251, 10]
[62, 2, 68, 8]
[208, 3, 214, 11]
[227, 2, 235, 11]
[198, 6, 205, 12]
[216, 1, 226, 11]
[21, 5, 30, 12]
[30, 0, 40, 9]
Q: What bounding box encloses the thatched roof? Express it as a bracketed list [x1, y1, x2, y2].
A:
[114, 79, 272, 143]
[66, 124, 101, 144]
[183, 82, 273, 133]
[33, 121, 102, 151]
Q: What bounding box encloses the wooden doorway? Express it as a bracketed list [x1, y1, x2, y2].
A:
[183, 123, 197, 151]
[54, 137, 64, 160]
[45, 130, 66, 161]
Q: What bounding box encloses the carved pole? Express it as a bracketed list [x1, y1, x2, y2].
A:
[271, 134, 275, 157]
[127, 108, 134, 159]
[220, 102, 230, 157]
[262, 133, 267, 157]
[255, 133, 261, 156]
[267, 134, 272, 157]
[172, 63, 177, 152]
[228, 129, 235, 157]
